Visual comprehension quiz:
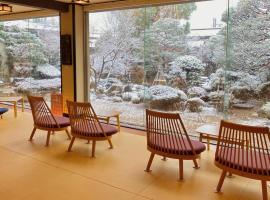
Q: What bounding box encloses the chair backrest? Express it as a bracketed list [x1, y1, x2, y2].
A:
[215, 120, 270, 176]
[51, 93, 63, 116]
[146, 109, 196, 156]
[67, 101, 107, 137]
[28, 95, 59, 128]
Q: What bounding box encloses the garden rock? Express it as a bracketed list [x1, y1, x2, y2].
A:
[112, 96, 123, 103]
[131, 95, 141, 104]
[122, 92, 138, 101]
[147, 85, 187, 110]
[35, 64, 60, 79]
[106, 84, 123, 96]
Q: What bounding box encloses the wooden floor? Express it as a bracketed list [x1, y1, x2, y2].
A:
[0, 111, 266, 200]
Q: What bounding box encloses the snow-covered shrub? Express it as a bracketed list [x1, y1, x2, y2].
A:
[231, 85, 254, 100]
[147, 85, 187, 111]
[35, 64, 60, 79]
[187, 86, 207, 98]
[169, 55, 205, 87]
[13, 64, 32, 77]
[205, 68, 262, 93]
[257, 82, 270, 99]
[186, 97, 206, 112]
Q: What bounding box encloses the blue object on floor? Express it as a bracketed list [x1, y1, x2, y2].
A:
[0, 108, 8, 118]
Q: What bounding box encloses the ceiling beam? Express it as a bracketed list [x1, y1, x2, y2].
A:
[1, 0, 69, 12]
[85, 0, 209, 12]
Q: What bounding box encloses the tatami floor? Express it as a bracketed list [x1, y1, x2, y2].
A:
[0, 111, 266, 200]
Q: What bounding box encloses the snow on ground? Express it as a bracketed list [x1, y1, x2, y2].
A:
[91, 97, 269, 137]
[15, 78, 61, 91]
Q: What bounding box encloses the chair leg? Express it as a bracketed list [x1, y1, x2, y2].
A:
[68, 137, 75, 152]
[45, 131, 51, 147]
[29, 127, 37, 141]
[91, 140, 96, 158]
[108, 138, 113, 149]
[65, 129, 71, 139]
[145, 153, 155, 172]
[216, 170, 227, 192]
[179, 159, 184, 181]
[262, 180, 268, 200]
[193, 159, 200, 169]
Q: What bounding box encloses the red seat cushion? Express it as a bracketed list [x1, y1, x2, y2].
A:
[216, 148, 270, 176]
[73, 121, 118, 137]
[54, 116, 70, 128]
[148, 134, 206, 155]
[36, 115, 70, 128]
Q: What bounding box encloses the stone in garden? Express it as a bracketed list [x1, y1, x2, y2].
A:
[106, 84, 123, 96]
[147, 85, 187, 111]
[35, 64, 60, 79]
[112, 96, 123, 103]
[257, 102, 270, 119]
[123, 84, 133, 92]
[232, 103, 254, 109]
[131, 95, 141, 104]
[186, 97, 205, 112]
[122, 92, 138, 101]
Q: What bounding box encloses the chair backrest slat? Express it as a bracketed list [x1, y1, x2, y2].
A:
[146, 109, 196, 156]
[67, 101, 107, 137]
[28, 95, 59, 128]
[215, 120, 270, 176]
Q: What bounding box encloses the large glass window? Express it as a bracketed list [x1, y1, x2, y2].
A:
[88, 0, 270, 132]
[0, 16, 61, 106]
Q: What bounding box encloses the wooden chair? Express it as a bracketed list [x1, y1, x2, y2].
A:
[66, 101, 118, 157]
[51, 93, 63, 116]
[28, 95, 71, 146]
[145, 109, 206, 180]
[215, 120, 270, 200]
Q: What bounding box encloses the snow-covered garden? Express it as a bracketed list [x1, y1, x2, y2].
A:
[89, 0, 270, 130]
[0, 17, 61, 103]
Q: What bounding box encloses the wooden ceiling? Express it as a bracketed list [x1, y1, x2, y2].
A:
[0, 0, 124, 14]
[0, 3, 40, 14]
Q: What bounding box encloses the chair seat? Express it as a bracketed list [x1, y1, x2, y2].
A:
[0, 108, 8, 115]
[216, 148, 270, 176]
[73, 121, 118, 137]
[54, 116, 70, 128]
[37, 115, 70, 128]
[149, 134, 206, 155]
